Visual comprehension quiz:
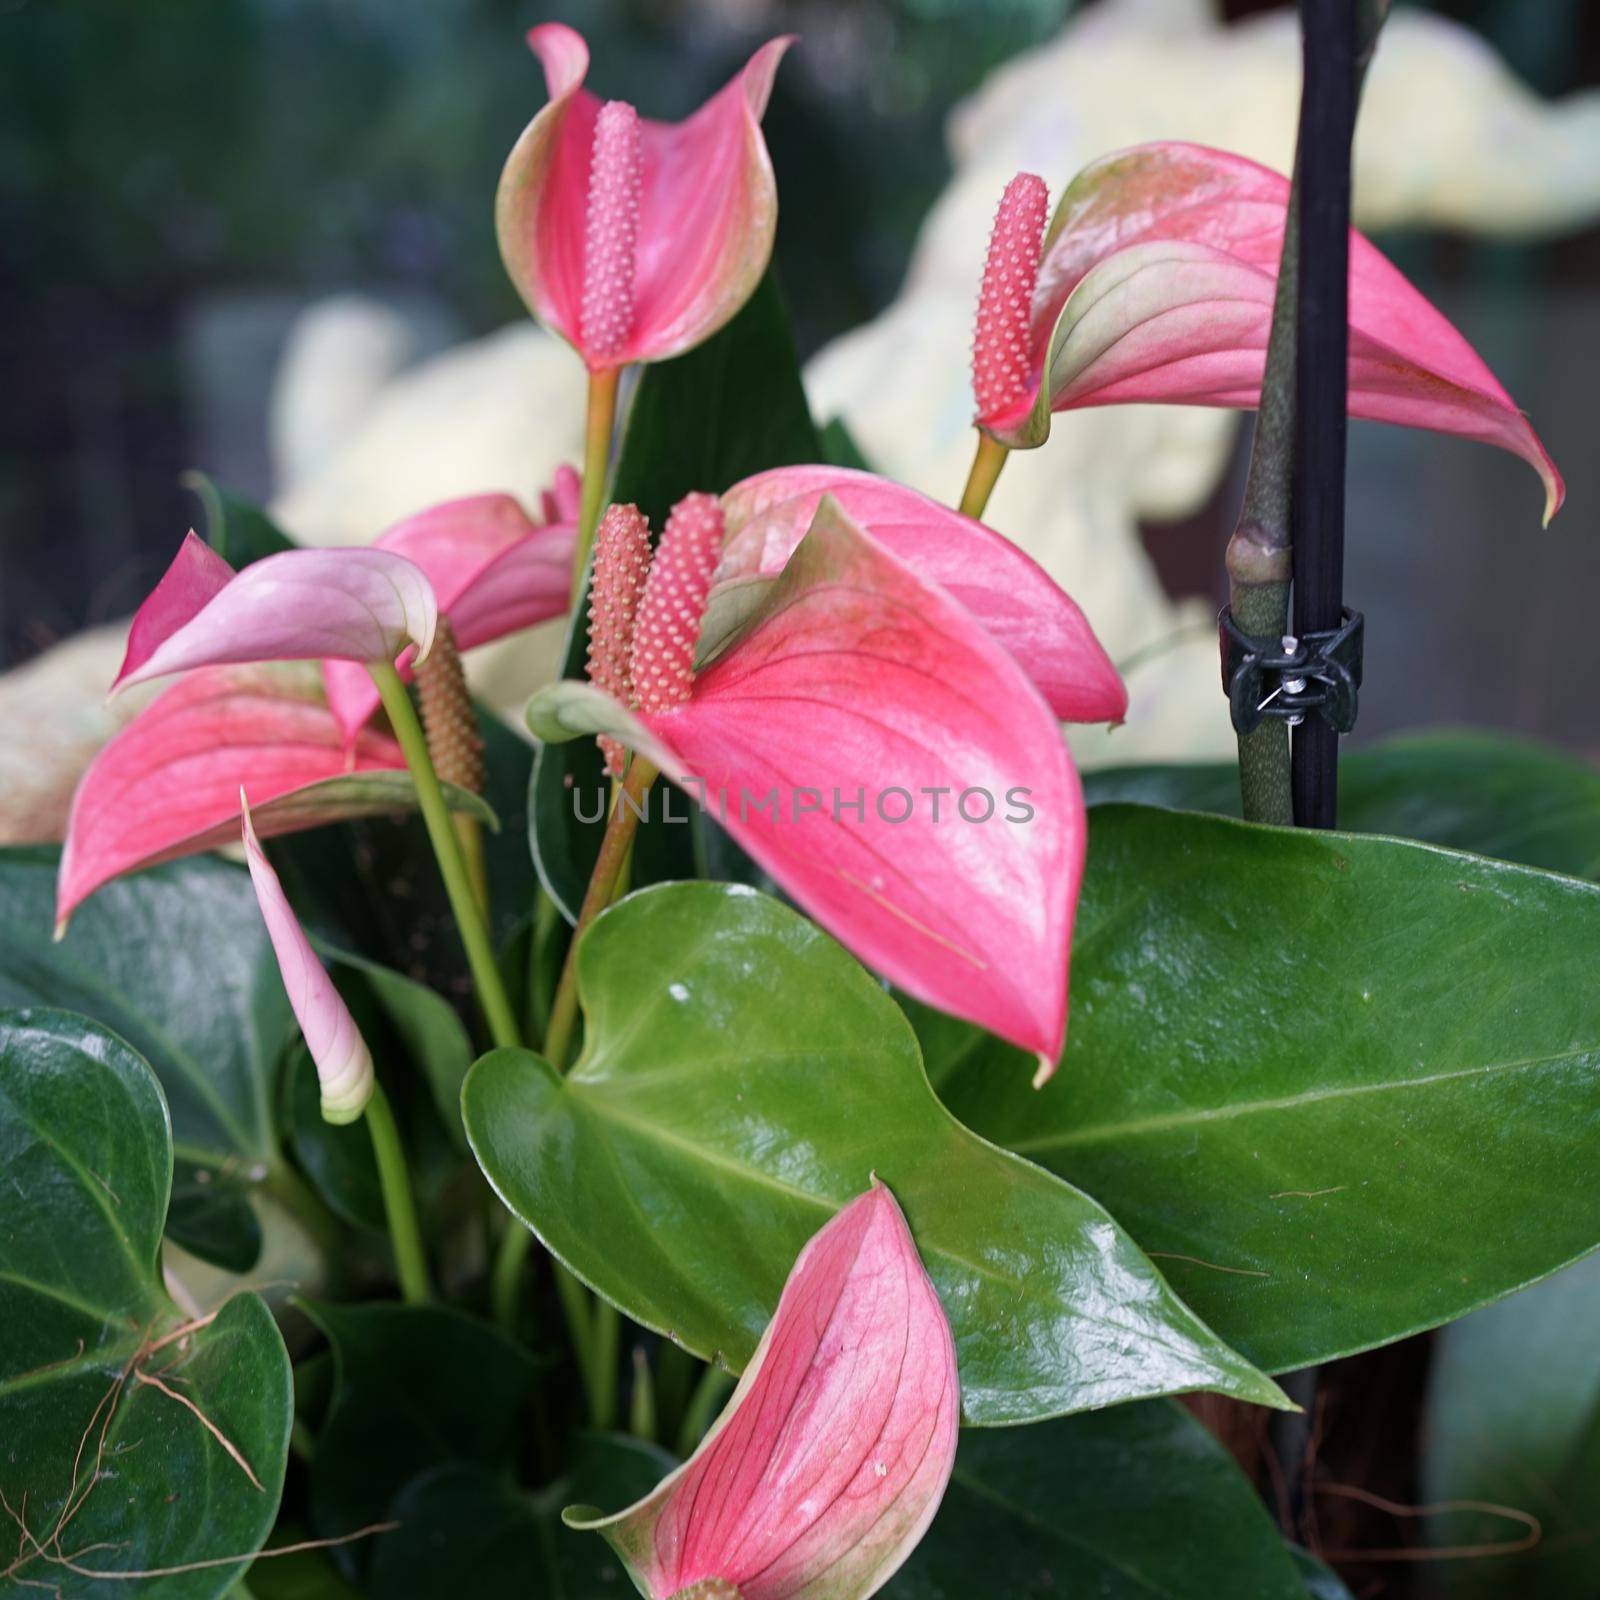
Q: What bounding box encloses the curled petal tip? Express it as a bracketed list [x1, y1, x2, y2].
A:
[739, 34, 795, 119]
[524, 21, 589, 98]
[1031, 1051, 1057, 1089]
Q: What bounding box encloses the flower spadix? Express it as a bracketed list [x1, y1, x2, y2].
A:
[970, 142, 1562, 520]
[530, 489, 1083, 1070]
[565, 1181, 959, 1600]
[497, 23, 791, 372]
[242, 791, 373, 1124]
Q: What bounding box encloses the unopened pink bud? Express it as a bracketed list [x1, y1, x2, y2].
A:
[971, 172, 1048, 425]
[631, 493, 723, 714]
[587, 502, 653, 776]
[581, 100, 643, 369]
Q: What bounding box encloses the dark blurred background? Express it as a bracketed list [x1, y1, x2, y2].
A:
[3, 0, 1599, 749]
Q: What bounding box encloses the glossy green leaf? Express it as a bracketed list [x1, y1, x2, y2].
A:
[369, 1438, 676, 1598]
[186, 470, 296, 567]
[531, 269, 821, 923]
[300, 1300, 537, 1558]
[1083, 729, 1600, 879]
[463, 881, 1286, 1426]
[884, 1400, 1304, 1598]
[921, 805, 1600, 1375]
[0, 846, 294, 1269]
[0, 1008, 291, 1597]
[1420, 1253, 1600, 1597]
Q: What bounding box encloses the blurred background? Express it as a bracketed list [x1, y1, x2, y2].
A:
[4, 0, 1600, 748]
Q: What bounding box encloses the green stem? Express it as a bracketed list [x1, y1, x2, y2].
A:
[369, 661, 520, 1050]
[543, 757, 659, 1072]
[364, 1085, 432, 1305]
[570, 366, 622, 607]
[629, 1346, 657, 1440]
[492, 1221, 533, 1333]
[957, 432, 1009, 521]
[677, 1365, 735, 1456]
[591, 1298, 620, 1430]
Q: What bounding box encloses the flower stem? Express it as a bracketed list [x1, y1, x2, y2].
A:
[957, 432, 1009, 520]
[368, 660, 521, 1051]
[363, 1084, 432, 1305]
[571, 365, 622, 607]
[591, 1298, 620, 1429]
[491, 1220, 533, 1333]
[543, 756, 659, 1072]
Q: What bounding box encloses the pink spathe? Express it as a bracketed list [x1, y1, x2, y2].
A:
[498, 23, 791, 370]
[978, 141, 1563, 520]
[570, 1182, 959, 1600]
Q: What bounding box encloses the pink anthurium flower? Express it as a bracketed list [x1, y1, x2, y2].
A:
[54, 664, 423, 934]
[497, 22, 791, 372]
[718, 465, 1127, 725]
[566, 1181, 959, 1600]
[242, 790, 374, 1124]
[972, 142, 1563, 521]
[323, 480, 579, 740]
[529, 492, 1083, 1072]
[112, 533, 438, 693]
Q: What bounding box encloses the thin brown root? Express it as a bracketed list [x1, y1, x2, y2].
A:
[1313, 1481, 1541, 1561]
[1269, 1185, 1348, 1200]
[53, 1521, 400, 1580]
[132, 1370, 264, 1491]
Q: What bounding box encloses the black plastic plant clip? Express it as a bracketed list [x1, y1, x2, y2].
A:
[1219, 605, 1364, 739]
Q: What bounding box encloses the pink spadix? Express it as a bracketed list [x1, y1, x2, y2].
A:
[971, 172, 1048, 427]
[565, 1182, 959, 1600]
[580, 101, 643, 369]
[631, 493, 724, 713]
[586, 502, 652, 777]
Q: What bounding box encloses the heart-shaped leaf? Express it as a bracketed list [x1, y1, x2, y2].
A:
[0, 1008, 291, 1596]
[1083, 729, 1600, 881]
[0, 847, 294, 1269]
[531, 270, 819, 922]
[920, 805, 1600, 1374]
[883, 1400, 1305, 1599]
[463, 881, 1287, 1425]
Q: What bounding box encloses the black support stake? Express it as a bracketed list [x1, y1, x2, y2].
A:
[1289, 0, 1357, 830]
